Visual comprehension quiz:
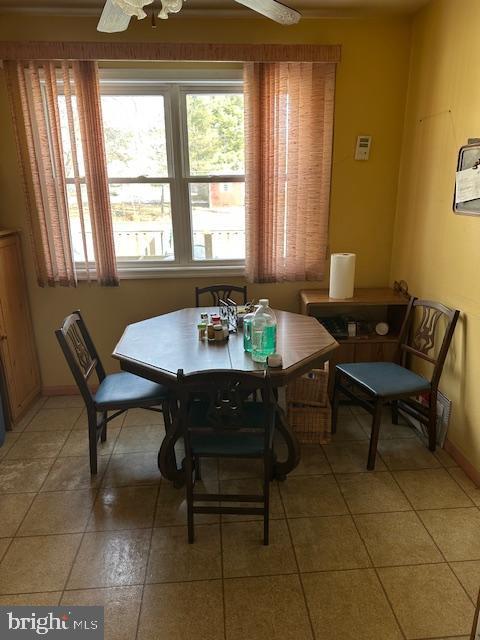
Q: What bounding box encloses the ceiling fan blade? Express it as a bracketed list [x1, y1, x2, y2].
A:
[233, 0, 301, 25]
[97, 0, 132, 32]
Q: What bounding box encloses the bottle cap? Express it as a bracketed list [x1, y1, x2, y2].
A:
[267, 353, 283, 368]
[259, 299, 269, 307]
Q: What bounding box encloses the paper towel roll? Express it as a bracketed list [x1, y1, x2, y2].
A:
[329, 253, 356, 299]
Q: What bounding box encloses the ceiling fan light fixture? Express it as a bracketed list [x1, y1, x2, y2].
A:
[111, 0, 153, 20]
[158, 0, 185, 19]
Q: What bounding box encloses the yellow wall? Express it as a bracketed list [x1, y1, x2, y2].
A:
[0, 13, 411, 388]
[390, 0, 480, 471]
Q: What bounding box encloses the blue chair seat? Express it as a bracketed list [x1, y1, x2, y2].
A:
[337, 362, 430, 398]
[94, 371, 168, 410]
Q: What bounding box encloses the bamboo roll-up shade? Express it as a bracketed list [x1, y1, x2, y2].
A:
[0, 41, 341, 63]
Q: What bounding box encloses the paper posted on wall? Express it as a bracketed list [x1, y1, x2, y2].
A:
[455, 167, 480, 203]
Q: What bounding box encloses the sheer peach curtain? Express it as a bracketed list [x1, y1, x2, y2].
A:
[4, 60, 118, 287]
[244, 62, 336, 283]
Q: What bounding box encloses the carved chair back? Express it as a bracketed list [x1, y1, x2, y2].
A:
[176, 369, 275, 453]
[55, 311, 106, 411]
[195, 284, 248, 308]
[398, 298, 459, 390]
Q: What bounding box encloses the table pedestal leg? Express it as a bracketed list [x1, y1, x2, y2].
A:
[273, 404, 300, 480]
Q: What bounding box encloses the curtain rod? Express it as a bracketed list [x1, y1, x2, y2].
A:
[0, 41, 341, 63]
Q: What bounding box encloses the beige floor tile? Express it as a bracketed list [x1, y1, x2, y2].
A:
[220, 478, 284, 522]
[378, 563, 474, 638]
[394, 468, 473, 509]
[138, 581, 224, 640]
[24, 407, 83, 432]
[354, 511, 443, 567]
[355, 406, 417, 440]
[290, 515, 370, 572]
[419, 507, 480, 561]
[434, 447, 459, 468]
[0, 534, 81, 594]
[448, 467, 480, 505]
[302, 569, 403, 640]
[44, 396, 85, 409]
[0, 538, 11, 562]
[58, 428, 121, 458]
[114, 424, 166, 454]
[0, 459, 53, 493]
[62, 586, 143, 640]
[337, 471, 411, 514]
[322, 441, 387, 473]
[87, 486, 158, 531]
[225, 574, 313, 640]
[280, 475, 348, 518]
[219, 457, 263, 481]
[332, 408, 368, 441]
[0, 432, 20, 460]
[10, 397, 47, 432]
[102, 453, 161, 487]
[41, 457, 107, 492]
[68, 530, 150, 589]
[450, 560, 480, 601]
[222, 519, 296, 578]
[378, 438, 442, 471]
[73, 409, 125, 431]
[123, 408, 164, 427]
[0, 493, 35, 537]
[146, 524, 221, 583]
[155, 478, 220, 526]
[18, 490, 96, 536]
[6, 431, 68, 460]
[0, 592, 62, 605]
[290, 445, 331, 476]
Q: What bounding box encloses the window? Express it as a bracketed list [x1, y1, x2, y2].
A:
[58, 70, 245, 275]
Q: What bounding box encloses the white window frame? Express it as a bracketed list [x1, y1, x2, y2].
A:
[69, 68, 246, 279]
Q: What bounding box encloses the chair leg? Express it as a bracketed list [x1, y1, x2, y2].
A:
[194, 457, 202, 482]
[263, 453, 271, 546]
[331, 371, 340, 435]
[428, 393, 437, 452]
[391, 401, 399, 425]
[87, 410, 98, 475]
[162, 399, 172, 433]
[367, 401, 383, 471]
[100, 411, 107, 443]
[185, 453, 195, 544]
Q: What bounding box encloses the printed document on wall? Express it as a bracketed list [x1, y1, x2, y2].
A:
[456, 167, 480, 203]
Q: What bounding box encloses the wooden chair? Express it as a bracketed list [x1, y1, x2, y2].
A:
[176, 368, 275, 545]
[332, 297, 459, 470]
[56, 310, 171, 474]
[195, 284, 248, 307]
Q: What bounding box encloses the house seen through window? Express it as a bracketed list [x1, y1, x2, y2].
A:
[57, 72, 245, 273]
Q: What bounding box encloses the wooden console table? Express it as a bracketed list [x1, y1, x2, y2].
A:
[300, 288, 409, 395]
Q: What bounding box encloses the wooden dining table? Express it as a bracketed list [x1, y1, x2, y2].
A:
[113, 307, 338, 483]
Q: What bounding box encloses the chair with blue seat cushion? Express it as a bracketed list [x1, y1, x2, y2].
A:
[56, 311, 171, 475]
[332, 297, 459, 470]
[176, 368, 276, 545]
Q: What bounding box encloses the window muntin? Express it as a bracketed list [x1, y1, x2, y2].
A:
[57, 74, 245, 274]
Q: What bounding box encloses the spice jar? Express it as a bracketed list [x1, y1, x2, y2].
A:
[211, 314, 221, 326]
[214, 325, 224, 342]
[207, 323, 215, 342]
[197, 323, 206, 340]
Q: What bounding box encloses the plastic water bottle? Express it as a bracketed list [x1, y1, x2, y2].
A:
[243, 311, 255, 353]
[252, 299, 277, 363]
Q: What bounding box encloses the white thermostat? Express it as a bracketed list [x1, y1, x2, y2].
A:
[355, 135, 372, 161]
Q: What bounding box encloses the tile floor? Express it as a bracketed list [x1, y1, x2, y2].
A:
[0, 397, 478, 640]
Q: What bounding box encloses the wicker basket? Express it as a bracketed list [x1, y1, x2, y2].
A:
[286, 367, 332, 444]
[286, 368, 329, 407]
[287, 399, 331, 444]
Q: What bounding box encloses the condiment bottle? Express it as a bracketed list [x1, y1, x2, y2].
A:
[214, 325, 224, 342]
[197, 323, 206, 340]
[207, 323, 215, 342]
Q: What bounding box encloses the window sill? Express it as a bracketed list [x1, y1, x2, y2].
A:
[75, 264, 246, 281]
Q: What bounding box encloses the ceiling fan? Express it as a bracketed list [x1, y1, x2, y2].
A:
[97, 0, 302, 32]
